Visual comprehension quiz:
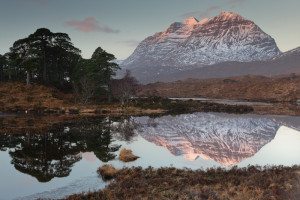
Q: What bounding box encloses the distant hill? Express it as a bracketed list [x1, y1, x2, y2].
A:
[119, 45, 300, 84]
[138, 74, 300, 106]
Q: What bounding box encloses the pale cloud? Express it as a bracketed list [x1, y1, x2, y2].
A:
[229, 0, 246, 3]
[120, 40, 141, 47]
[19, 0, 52, 5]
[65, 17, 120, 33]
[182, 6, 221, 18]
[182, 0, 247, 19]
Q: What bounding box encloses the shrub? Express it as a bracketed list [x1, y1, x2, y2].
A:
[119, 148, 139, 162]
[97, 165, 118, 181]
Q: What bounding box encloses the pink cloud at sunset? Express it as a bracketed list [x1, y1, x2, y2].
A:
[182, 0, 247, 19]
[81, 152, 97, 162]
[65, 17, 119, 33]
[24, 177, 37, 185]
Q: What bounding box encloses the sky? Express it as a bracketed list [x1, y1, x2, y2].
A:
[0, 0, 300, 60]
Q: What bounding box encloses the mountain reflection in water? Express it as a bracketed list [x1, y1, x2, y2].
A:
[0, 113, 300, 200]
[133, 113, 300, 166]
[0, 113, 299, 184]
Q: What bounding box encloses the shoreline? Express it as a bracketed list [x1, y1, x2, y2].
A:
[64, 165, 300, 200]
[1, 81, 298, 116]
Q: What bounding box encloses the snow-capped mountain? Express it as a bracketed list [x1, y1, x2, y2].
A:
[122, 12, 281, 68]
[133, 113, 300, 166]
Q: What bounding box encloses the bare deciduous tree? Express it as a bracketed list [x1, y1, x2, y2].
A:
[78, 75, 96, 104]
[111, 70, 139, 106]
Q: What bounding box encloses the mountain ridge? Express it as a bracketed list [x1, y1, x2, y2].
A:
[122, 11, 281, 68]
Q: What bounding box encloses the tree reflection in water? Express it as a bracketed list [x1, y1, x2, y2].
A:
[0, 117, 122, 182]
[111, 116, 139, 143]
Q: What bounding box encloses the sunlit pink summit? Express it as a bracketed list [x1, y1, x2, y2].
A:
[182, 17, 199, 25]
[122, 12, 281, 68]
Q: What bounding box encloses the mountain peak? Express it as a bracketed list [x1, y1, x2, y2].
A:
[216, 11, 245, 20]
[122, 12, 281, 70]
[183, 17, 199, 25]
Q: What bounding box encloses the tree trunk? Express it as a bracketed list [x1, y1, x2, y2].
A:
[15, 67, 18, 80]
[43, 51, 47, 82]
[26, 70, 30, 85]
[8, 69, 11, 81]
[43, 63, 47, 82]
[0, 65, 3, 81]
[59, 64, 64, 87]
[108, 81, 112, 103]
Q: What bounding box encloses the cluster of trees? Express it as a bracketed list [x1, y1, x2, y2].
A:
[0, 28, 81, 86]
[73, 47, 120, 104]
[0, 28, 139, 104]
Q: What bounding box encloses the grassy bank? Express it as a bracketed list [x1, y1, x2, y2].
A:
[64, 165, 300, 200]
[137, 74, 300, 116]
[0, 82, 254, 115]
[138, 74, 300, 103]
[0, 82, 164, 115]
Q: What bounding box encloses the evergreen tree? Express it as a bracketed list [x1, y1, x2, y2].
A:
[22, 57, 39, 85]
[0, 54, 6, 81]
[28, 28, 54, 82]
[72, 47, 120, 103]
[9, 37, 38, 82]
[5, 28, 81, 87]
[51, 32, 81, 86]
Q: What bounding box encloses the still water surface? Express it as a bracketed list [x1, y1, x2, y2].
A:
[0, 113, 299, 199]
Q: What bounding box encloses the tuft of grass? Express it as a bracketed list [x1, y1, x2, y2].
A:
[119, 148, 139, 162]
[97, 165, 118, 181]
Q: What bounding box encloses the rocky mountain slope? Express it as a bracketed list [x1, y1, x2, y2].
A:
[118, 12, 300, 84]
[123, 12, 280, 68]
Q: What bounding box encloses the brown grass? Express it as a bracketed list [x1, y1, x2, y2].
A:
[137, 74, 300, 116]
[119, 148, 139, 162]
[0, 82, 73, 112]
[138, 74, 300, 103]
[0, 81, 165, 115]
[63, 165, 300, 200]
[97, 165, 119, 181]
